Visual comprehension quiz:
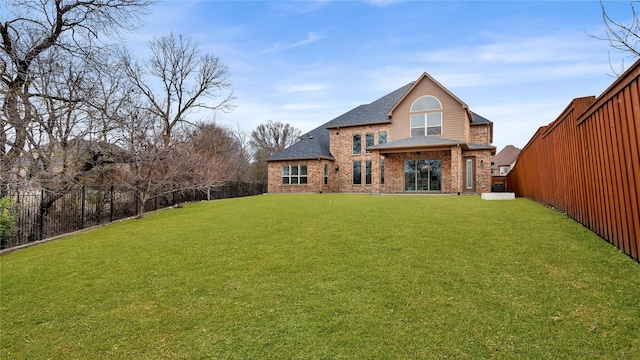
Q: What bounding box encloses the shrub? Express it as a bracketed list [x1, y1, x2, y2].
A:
[0, 196, 18, 245]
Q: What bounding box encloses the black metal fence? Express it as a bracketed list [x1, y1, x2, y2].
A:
[2, 182, 266, 250]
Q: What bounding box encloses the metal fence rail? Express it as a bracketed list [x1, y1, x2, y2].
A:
[507, 59, 640, 262]
[3, 182, 266, 250]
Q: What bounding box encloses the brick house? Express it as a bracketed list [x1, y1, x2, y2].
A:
[267, 72, 496, 194]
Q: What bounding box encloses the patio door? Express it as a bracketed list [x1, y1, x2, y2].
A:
[404, 159, 441, 191]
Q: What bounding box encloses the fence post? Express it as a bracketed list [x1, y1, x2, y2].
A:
[135, 182, 139, 216]
[110, 185, 114, 222]
[81, 185, 86, 229]
[39, 189, 44, 241]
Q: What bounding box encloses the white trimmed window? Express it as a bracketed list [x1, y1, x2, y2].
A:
[410, 96, 442, 137]
[282, 164, 308, 185]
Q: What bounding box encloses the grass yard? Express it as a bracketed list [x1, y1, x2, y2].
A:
[1, 194, 639, 359]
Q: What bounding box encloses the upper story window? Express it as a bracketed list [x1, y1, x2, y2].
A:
[365, 133, 374, 154]
[378, 132, 388, 144]
[353, 134, 361, 154]
[410, 96, 442, 137]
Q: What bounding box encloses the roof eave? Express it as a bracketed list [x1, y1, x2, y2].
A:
[370, 142, 496, 154]
[370, 141, 464, 153]
[326, 119, 392, 129]
[267, 155, 334, 162]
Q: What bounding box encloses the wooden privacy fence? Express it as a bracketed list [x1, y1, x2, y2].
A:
[507, 59, 640, 262]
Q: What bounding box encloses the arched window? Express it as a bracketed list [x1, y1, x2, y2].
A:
[410, 96, 442, 136]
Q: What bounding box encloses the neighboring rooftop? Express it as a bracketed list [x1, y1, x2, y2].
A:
[491, 145, 521, 171]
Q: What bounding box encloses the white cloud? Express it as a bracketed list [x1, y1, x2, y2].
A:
[277, 83, 332, 93]
[264, 32, 322, 53]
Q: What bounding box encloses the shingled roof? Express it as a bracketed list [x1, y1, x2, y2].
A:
[268, 82, 414, 161]
[471, 112, 492, 124]
[268, 80, 494, 161]
[491, 145, 521, 171]
[266, 125, 333, 161]
[324, 83, 414, 129]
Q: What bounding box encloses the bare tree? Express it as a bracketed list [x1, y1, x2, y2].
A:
[250, 120, 301, 184]
[115, 119, 246, 217]
[122, 33, 235, 145]
[115, 33, 236, 215]
[587, 1, 640, 76]
[188, 122, 243, 200]
[110, 104, 193, 218]
[1, 0, 155, 192]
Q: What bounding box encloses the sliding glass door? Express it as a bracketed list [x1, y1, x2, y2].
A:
[404, 159, 441, 191]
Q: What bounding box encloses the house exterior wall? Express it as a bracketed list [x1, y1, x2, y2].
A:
[329, 124, 390, 193]
[382, 150, 453, 193]
[268, 159, 335, 193]
[460, 149, 493, 193]
[268, 142, 492, 195]
[469, 124, 491, 144]
[389, 78, 468, 142]
[451, 145, 462, 193]
[463, 113, 471, 144]
[267, 73, 495, 195]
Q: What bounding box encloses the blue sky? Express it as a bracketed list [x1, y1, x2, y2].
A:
[129, 0, 637, 152]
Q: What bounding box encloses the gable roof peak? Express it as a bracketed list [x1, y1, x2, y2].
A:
[388, 72, 469, 116]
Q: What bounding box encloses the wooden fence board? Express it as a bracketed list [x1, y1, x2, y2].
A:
[609, 98, 629, 252]
[508, 59, 640, 262]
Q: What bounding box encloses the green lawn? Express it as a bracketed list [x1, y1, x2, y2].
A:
[1, 194, 639, 359]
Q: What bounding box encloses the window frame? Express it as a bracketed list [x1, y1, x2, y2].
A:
[378, 132, 388, 144]
[410, 96, 443, 137]
[352, 134, 362, 155]
[365, 133, 374, 154]
[281, 164, 308, 185]
[365, 160, 372, 185]
[352, 161, 362, 185]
